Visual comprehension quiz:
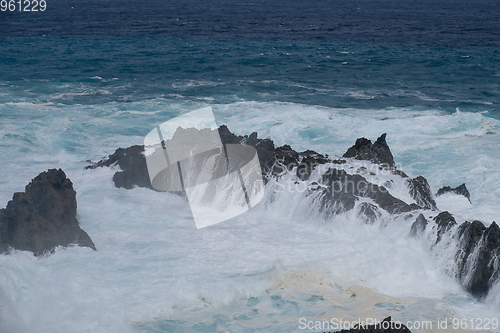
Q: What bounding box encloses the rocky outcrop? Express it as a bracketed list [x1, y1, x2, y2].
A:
[0, 169, 96, 256]
[218, 125, 277, 178]
[87, 125, 334, 187]
[430, 210, 500, 298]
[407, 176, 437, 210]
[218, 125, 332, 181]
[436, 183, 471, 203]
[86, 145, 152, 190]
[86, 125, 500, 300]
[433, 211, 457, 243]
[342, 133, 395, 168]
[337, 316, 411, 333]
[317, 168, 416, 216]
[454, 220, 500, 298]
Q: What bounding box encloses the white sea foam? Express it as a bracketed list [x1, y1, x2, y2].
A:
[0, 100, 499, 332]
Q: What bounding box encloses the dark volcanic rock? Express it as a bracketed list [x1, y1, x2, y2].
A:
[317, 169, 359, 216]
[219, 125, 331, 181]
[410, 213, 428, 237]
[337, 316, 412, 333]
[454, 220, 500, 298]
[343, 133, 395, 168]
[407, 176, 437, 210]
[433, 211, 457, 243]
[86, 125, 500, 299]
[0, 169, 96, 256]
[89, 127, 412, 218]
[431, 211, 500, 298]
[86, 145, 152, 190]
[296, 152, 330, 181]
[437, 183, 471, 203]
[218, 125, 278, 178]
[317, 168, 414, 216]
[88, 125, 333, 188]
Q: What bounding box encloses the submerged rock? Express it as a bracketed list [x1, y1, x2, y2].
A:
[317, 168, 415, 216]
[436, 183, 471, 203]
[410, 213, 427, 237]
[0, 169, 96, 256]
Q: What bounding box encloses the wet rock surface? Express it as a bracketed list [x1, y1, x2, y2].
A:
[86, 145, 152, 190]
[218, 125, 331, 181]
[433, 211, 457, 243]
[87, 125, 333, 187]
[342, 133, 395, 168]
[358, 202, 381, 224]
[317, 168, 415, 216]
[0, 169, 96, 256]
[437, 183, 471, 203]
[431, 211, 500, 298]
[454, 220, 500, 298]
[407, 176, 437, 210]
[86, 125, 500, 300]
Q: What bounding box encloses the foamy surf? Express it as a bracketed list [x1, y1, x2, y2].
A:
[0, 101, 499, 332]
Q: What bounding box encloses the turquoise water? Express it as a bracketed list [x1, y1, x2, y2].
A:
[1, 38, 499, 112]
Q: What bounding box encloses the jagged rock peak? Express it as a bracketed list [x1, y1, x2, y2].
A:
[0, 169, 96, 256]
[433, 211, 457, 243]
[342, 133, 395, 168]
[437, 183, 471, 203]
[407, 176, 437, 210]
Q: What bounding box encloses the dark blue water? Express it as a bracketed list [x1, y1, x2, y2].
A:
[2, 0, 500, 46]
[2, 0, 500, 114]
[2, 0, 500, 113]
[0, 38, 499, 114]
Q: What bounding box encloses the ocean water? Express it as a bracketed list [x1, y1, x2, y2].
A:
[2, 1, 500, 332]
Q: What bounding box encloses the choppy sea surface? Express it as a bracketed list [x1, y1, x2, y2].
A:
[1, 1, 500, 332]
